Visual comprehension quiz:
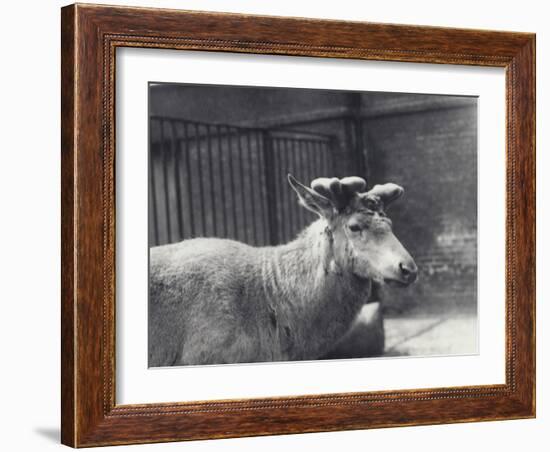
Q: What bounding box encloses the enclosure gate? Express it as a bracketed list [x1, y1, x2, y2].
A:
[149, 117, 336, 247]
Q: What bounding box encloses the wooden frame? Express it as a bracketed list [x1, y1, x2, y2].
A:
[61, 3, 535, 447]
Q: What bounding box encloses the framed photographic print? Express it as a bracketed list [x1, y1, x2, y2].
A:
[61, 3, 536, 447]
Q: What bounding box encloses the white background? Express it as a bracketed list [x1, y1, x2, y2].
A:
[118, 49, 505, 404]
[0, 1, 546, 451]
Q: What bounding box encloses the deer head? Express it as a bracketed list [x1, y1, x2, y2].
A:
[288, 174, 417, 286]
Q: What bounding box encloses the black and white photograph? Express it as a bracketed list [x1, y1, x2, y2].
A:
[147, 83, 478, 367]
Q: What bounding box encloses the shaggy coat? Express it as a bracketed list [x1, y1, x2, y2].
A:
[149, 219, 371, 366]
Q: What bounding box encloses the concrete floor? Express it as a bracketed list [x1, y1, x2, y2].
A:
[384, 314, 478, 357]
[325, 303, 478, 360]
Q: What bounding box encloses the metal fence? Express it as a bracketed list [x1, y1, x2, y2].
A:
[149, 116, 336, 247]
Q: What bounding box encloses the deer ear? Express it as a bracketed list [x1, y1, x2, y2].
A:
[368, 183, 404, 206]
[288, 174, 335, 218]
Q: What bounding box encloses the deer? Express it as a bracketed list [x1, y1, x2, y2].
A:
[148, 175, 417, 366]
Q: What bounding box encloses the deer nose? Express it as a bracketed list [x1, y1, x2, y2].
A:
[399, 261, 418, 283]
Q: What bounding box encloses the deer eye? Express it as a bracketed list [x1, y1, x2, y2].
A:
[348, 222, 362, 232]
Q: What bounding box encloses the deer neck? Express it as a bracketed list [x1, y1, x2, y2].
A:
[264, 219, 371, 359]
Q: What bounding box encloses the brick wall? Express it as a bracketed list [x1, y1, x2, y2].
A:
[361, 95, 477, 316]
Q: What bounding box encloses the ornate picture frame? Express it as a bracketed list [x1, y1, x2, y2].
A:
[61, 3, 535, 447]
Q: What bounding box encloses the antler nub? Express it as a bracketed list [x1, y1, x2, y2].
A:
[311, 176, 367, 210]
[311, 177, 338, 200]
[340, 176, 367, 195]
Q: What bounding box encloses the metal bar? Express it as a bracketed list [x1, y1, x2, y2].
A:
[227, 127, 239, 240]
[304, 141, 313, 223]
[315, 140, 320, 180]
[322, 141, 328, 177]
[149, 119, 159, 246]
[298, 139, 308, 228]
[343, 117, 353, 178]
[318, 141, 324, 177]
[304, 141, 312, 224]
[183, 122, 195, 237]
[160, 120, 172, 243]
[325, 141, 331, 176]
[262, 131, 278, 245]
[272, 139, 282, 243]
[195, 123, 207, 236]
[315, 140, 323, 179]
[328, 137, 336, 178]
[307, 140, 315, 183]
[150, 114, 336, 139]
[206, 124, 217, 236]
[253, 114, 350, 130]
[256, 131, 268, 244]
[312, 140, 318, 180]
[267, 129, 334, 139]
[283, 140, 291, 242]
[304, 140, 310, 184]
[361, 118, 372, 182]
[216, 124, 228, 238]
[284, 138, 295, 239]
[321, 143, 326, 175]
[236, 128, 249, 243]
[290, 138, 301, 232]
[274, 139, 285, 243]
[170, 121, 184, 241]
[353, 117, 367, 177]
[246, 131, 258, 245]
[277, 138, 286, 243]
